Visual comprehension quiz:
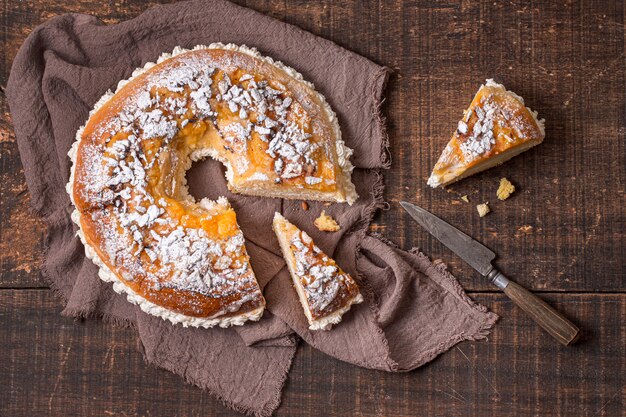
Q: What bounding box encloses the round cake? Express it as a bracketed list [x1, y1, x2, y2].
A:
[67, 43, 358, 328]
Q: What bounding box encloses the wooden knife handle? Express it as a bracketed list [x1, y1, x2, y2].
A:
[491, 270, 581, 346]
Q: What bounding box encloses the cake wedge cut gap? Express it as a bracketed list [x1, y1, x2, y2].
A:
[67, 43, 361, 328]
[272, 212, 363, 330]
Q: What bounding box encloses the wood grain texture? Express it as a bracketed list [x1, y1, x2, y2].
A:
[0, 0, 624, 290]
[0, 1, 625, 417]
[1, 290, 624, 417]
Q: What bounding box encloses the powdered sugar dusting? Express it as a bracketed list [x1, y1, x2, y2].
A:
[290, 230, 347, 313]
[272, 213, 362, 330]
[458, 95, 498, 161]
[428, 79, 545, 188]
[215, 69, 319, 182]
[71, 49, 267, 323]
[457, 83, 542, 162]
[67, 43, 360, 327]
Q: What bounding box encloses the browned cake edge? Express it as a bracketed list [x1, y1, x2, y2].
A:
[272, 212, 363, 331]
[427, 79, 545, 188]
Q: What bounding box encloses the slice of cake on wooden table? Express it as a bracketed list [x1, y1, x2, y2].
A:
[428, 79, 545, 188]
[272, 213, 363, 330]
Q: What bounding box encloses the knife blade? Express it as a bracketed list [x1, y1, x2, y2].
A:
[399, 201, 496, 276]
[400, 201, 580, 346]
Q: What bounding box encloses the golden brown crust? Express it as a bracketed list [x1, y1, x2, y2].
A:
[428, 80, 545, 188]
[78, 204, 264, 319]
[272, 213, 362, 330]
[68, 45, 359, 327]
[73, 48, 351, 206]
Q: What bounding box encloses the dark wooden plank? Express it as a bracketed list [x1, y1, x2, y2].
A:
[0, 1, 624, 295]
[0, 95, 46, 286]
[1, 289, 624, 417]
[1, 1, 624, 417]
[0, 1, 175, 287]
[235, 1, 625, 291]
[380, 0, 626, 292]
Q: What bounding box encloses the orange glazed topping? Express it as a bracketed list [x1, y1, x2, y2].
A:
[70, 45, 356, 326]
[428, 80, 544, 188]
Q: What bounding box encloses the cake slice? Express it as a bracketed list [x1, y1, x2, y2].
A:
[272, 212, 363, 330]
[428, 79, 545, 188]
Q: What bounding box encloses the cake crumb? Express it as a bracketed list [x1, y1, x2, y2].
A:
[477, 203, 490, 217]
[461, 195, 470, 203]
[314, 211, 340, 232]
[301, 201, 309, 211]
[497, 177, 515, 200]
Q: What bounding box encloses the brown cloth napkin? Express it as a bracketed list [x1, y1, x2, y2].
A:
[6, 0, 497, 415]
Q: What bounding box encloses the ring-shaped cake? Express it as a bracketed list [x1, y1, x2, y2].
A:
[68, 44, 358, 328]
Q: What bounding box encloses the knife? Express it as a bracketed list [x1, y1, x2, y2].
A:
[400, 201, 580, 346]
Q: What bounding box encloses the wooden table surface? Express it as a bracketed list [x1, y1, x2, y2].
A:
[1, 1, 624, 416]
